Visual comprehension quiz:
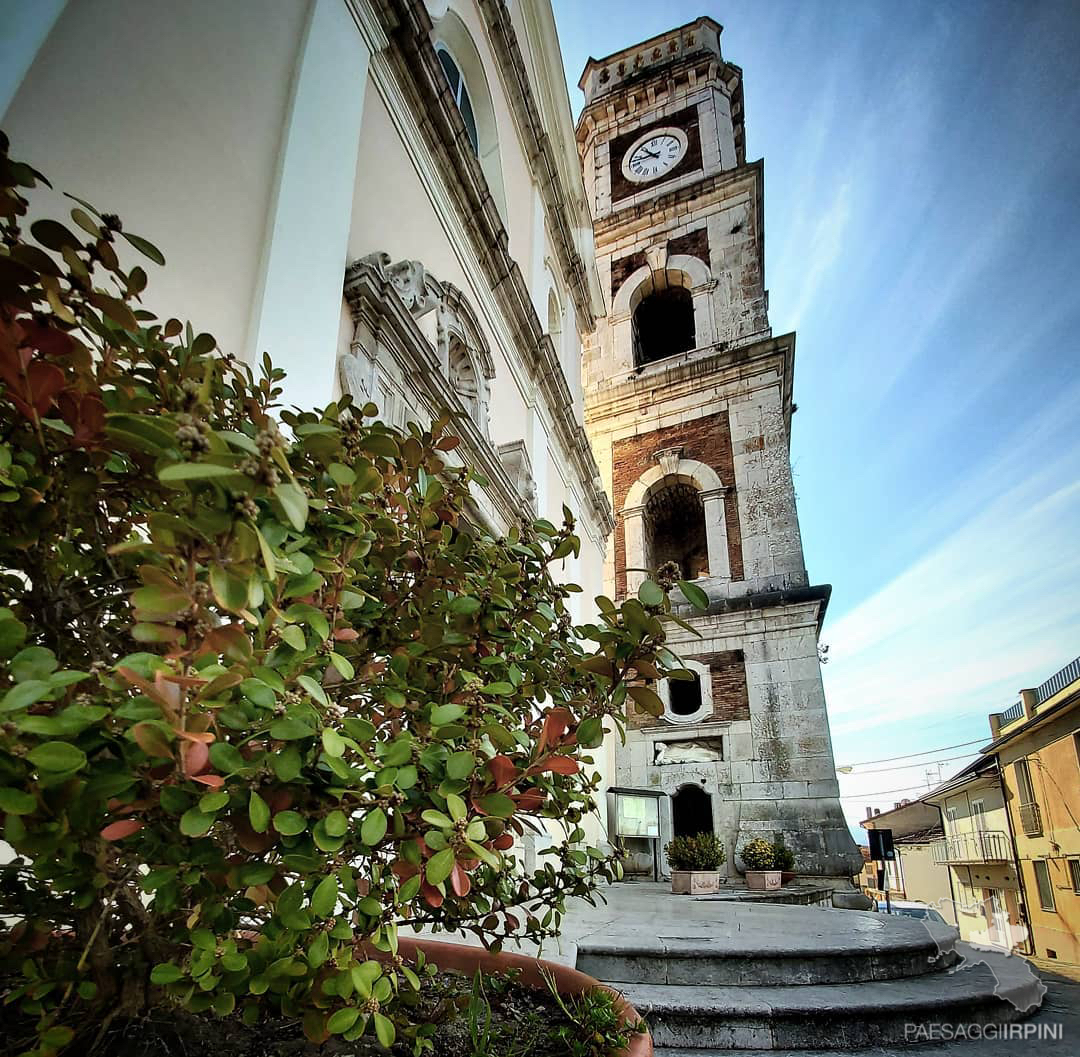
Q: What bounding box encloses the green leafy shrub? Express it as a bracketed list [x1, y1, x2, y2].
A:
[0, 134, 705, 1056]
[741, 837, 778, 871]
[664, 833, 725, 872]
[771, 839, 795, 872]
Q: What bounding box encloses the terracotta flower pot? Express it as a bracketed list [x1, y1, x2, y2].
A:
[367, 936, 653, 1057]
[745, 869, 782, 891]
[670, 869, 721, 895]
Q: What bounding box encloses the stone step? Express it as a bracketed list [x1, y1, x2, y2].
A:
[577, 918, 959, 986]
[613, 946, 1045, 1050]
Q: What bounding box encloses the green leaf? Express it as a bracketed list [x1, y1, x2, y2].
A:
[255, 525, 277, 578]
[477, 793, 516, 819]
[322, 727, 345, 757]
[425, 847, 455, 886]
[327, 1007, 359, 1034]
[11, 646, 58, 681]
[274, 481, 309, 530]
[446, 750, 475, 780]
[328, 462, 356, 486]
[445, 793, 467, 822]
[209, 564, 248, 612]
[269, 716, 315, 740]
[677, 579, 710, 611]
[158, 461, 243, 483]
[297, 674, 328, 706]
[273, 810, 307, 835]
[249, 791, 271, 833]
[0, 788, 36, 814]
[374, 1013, 396, 1048]
[429, 703, 465, 726]
[308, 929, 330, 968]
[150, 963, 184, 984]
[360, 807, 387, 846]
[324, 809, 348, 837]
[628, 684, 665, 718]
[199, 791, 229, 812]
[280, 625, 306, 651]
[638, 579, 665, 606]
[179, 808, 214, 837]
[576, 716, 604, 748]
[27, 741, 86, 772]
[121, 230, 166, 265]
[0, 679, 51, 712]
[310, 874, 338, 918]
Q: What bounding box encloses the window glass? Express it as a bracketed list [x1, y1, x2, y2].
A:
[435, 45, 479, 157]
[1033, 859, 1055, 911]
[1068, 859, 1080, 895]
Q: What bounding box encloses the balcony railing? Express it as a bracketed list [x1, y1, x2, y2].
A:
[993, 700, 1025, 728]
[1018, 801, 1043, 837]
[1035, 654, 1080, 705]
[932, 830, 1011, 865]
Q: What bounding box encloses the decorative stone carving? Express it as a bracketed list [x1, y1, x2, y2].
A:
[654, 738, 724, 765]
[357, 252, 442, 316]
[497, 440, 537, 514]
[653, 446, 683, 478]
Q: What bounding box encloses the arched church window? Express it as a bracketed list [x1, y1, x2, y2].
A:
[645, 481, 707, 580]
[435, 45, 479, 156]
[448, 339, 481, 427]
[633, 284, 695, 366]
[669, 671, 703, 716]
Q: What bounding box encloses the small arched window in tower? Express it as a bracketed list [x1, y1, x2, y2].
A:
[435, 45, 479, 156]
[449, 340, 481, 428]
[633, 284, 695, 367]
[669, 671, 704, 716]
[646, 482, 708, 581]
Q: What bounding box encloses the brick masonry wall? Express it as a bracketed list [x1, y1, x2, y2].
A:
[625, 648, 749, 729]
[612, 410, 744, 596]
[609, 106, 703, 204]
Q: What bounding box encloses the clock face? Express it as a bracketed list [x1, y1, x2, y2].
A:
[622, 128, 687, 184]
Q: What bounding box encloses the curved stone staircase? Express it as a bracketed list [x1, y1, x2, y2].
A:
[575, 903, 1045, 1052]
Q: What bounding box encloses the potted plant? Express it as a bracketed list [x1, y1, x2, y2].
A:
[742, 836, 782, 890]
[772, 838, 797, 885]
[665, 833, 726, 894]
[0, 138, 683, 1056]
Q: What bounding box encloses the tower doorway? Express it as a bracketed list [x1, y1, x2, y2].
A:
[672, 784, 713, 838]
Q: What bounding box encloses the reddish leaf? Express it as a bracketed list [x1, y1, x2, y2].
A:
[18, 320, 73, 358]
[174, 729, 215, 744]
[537, 755, 579, 776]
[133, 722, 173, 759]
[513, 791, 546, 813]
[57, 390, 105, 446]
[191, 773, 224, 788]
[421, 882, 444, 909]
[101, 818, 143, 841]
[449, 863, 471, 898]
[493, 833, 514, 850]
[2, 360, 66, 419]
[537, 707, 573, 752]
[182, 740, 209, 776]
[488, 755, 517, 788]
[234, 817, 277, 854]
[332, 627, 359, 642]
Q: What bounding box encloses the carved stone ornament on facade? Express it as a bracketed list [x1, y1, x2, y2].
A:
[653, 446, 684, 478]
[357, 251, 443, 316]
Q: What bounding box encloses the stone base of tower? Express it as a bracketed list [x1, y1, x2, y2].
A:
[611, 586, 863, 882]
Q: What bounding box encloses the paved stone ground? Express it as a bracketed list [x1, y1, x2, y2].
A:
[431, 880, 1080, 1055]
[652, 969, 1080, 1055]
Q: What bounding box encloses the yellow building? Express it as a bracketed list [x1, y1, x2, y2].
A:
[986, 655, 1080, 967]
[924, 759, 1024, 950]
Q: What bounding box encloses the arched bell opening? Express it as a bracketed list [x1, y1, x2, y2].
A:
[672, 783, 714, 838]
[645, 481, 708, 581]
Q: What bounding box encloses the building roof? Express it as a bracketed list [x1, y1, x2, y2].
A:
[922, 755, 998, 802]
[894, 824, 944, 844]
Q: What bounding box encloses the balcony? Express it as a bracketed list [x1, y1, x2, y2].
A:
[1018, 800, 1043, 837]
[992, 700, 1025, 730]
[932, 830, 1011, 865]
[1035, 654, 1080, 705]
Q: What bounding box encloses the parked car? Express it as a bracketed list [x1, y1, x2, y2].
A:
[877, 900, 947, 924]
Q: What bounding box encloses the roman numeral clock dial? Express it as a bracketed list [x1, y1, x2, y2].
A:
[621, 127, 688, 184]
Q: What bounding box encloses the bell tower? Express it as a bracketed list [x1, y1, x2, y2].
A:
[577, 18, 861, 879]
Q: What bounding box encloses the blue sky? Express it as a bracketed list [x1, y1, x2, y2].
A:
[553, 1, 1080, 832]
